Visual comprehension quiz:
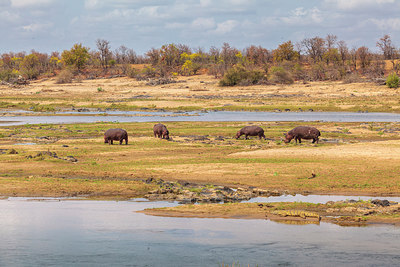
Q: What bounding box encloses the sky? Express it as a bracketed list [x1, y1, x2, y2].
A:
[1, 0, 400, 55]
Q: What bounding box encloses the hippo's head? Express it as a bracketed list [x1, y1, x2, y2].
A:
[163, 130, 170, 140]
[284, 132, 293, 143]
[235, 131, 241, 139]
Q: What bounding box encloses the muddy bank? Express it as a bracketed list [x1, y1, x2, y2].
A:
[140, 199, 400, 227]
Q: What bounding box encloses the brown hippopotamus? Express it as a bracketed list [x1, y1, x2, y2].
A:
[153, 123, 169, 139]
[235, 126, 266, 140]
[284, 126, 320, 144]
[104, 128, 128, 145]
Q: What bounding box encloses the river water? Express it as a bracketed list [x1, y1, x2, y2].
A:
[1, 110, 400, 126]
[0, 198, 400, 267]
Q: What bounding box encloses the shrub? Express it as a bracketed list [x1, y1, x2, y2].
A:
[343, 73, 364, 84]
[56, 69, 74, 84]
[0, 69, 19, 82]
[269, 66, 294, 84]
[386, 73, 399, 88]
[219, 65, 265, 86]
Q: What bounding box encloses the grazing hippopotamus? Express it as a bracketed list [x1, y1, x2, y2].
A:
[284, 126, 320, 144]
[235, 126, 266, 140]
[153, 123, 169, 139]
[104, 128, 128, 145]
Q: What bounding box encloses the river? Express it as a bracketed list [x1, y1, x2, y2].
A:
[0, 198, 400, 267]
[1, 110, 400, 126]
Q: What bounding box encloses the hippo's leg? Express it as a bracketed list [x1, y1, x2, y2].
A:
[298, 138, 302, 143]
[245, 135, 248, 140]
[110, 139, 113, 145]
[119, 139, 123, 145]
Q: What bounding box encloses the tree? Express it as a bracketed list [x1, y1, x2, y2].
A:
[376, 34, 396, 60]
[96, 39, 112, 69]
[357, 46, 371, 70]
[61, 43, 90, 71]
[245, 45, 271, 66]
[301, 37, 326, 63]
[323, 48, 341, 65]
[20, 53, 40, 79]
[273, 41, 299, 62]
[337, 40, 349, 65]
[326, 34, 337, 49]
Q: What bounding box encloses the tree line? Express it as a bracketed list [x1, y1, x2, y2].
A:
[0, 34, 399, 87]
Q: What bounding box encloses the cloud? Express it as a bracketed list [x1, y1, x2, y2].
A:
[21, 22, 52, 32]
[0, 10, 20, 22]
[11, 0, 54, 8]
[370, 18, 400, 30]
[84, 0, 100, 9]
[325, 0, 395, 10]
[267, 7, 323, 26]
[213, 20, 238, 34]
[0, 0, 11, 7]
[191, 17, 215, 30]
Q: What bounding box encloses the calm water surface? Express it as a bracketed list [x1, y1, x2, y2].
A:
[1, 198, 399, 267]
[1, 110, 400, 126]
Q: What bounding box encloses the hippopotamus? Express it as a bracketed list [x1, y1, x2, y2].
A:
[284, 126, 320, 144]
[235, 126, 266, 140]
[153, 123, 169, 139]
[104, 128, 128, 145]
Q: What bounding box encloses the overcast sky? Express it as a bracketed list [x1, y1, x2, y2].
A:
[1, 0, 400, 55]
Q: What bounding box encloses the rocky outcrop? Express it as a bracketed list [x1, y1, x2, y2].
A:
[143, 178, 288, 203]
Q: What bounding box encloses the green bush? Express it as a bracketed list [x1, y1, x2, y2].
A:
[0, 69, 19, 82]
[386, 73, 399, 88]
[56, 69, 74, 84]
[269, 66, 294, 84]
[219, 65, 265, 86]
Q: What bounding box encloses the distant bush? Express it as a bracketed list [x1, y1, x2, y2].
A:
[56, 69, 74, 84]
[269, 66, 294, 84]
[0, 69, 19, 82]
[343, 73, 364, 84]
[386, 73, 399, 88]
[219, 65, 265, 86]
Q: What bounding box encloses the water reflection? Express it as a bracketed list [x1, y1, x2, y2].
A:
[0, 198, 399, 266]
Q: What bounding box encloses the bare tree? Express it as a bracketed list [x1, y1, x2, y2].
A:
[301, 37, 326, 63]
[376, 34, 396, 60]
[326, 34, 337, 49]
[357, 46, 371, 70]
[337, 40, 349, 65]
[96, 39, 112, 69]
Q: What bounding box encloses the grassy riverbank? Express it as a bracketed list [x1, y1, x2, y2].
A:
[1, 75, 400, 113]
[1, 121, 400, 198]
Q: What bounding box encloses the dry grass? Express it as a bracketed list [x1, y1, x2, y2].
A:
[1, 121, 400, 197]
[0, 75, 399, 112]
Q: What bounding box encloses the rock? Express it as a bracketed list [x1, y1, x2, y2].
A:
[371, 199, 390, 207]
[7, 149, 18, 154]
[65, 156, 78, 162]
[341, 207, 357, 213]
[326, 208, 340, 213]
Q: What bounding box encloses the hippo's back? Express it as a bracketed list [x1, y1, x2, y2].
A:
[105, 128, 127, 137]
[241, 126, 264, 134]
[291, 126, 320, 137]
